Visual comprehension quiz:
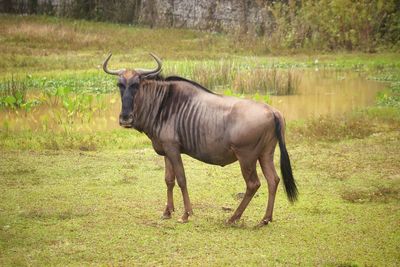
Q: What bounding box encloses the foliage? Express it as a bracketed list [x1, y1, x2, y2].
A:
[41, 86, 108, 125]
[0, 77, 40, 111]
[268, 0, 400, 52]
[0, 75, 110, 127]
[370, 69, 400, 108]
[377, 82, 400, 108]
[3, 0, 143, 24]
[25, 74, 115, 94]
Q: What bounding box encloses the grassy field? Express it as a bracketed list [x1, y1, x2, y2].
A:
[1, 129, 399, 266]
[0, 15, 400, 266]
[1, 14, 399, 73]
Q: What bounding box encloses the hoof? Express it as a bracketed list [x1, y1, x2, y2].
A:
[161, 209, 173, 220]
[161, 214, 172, 220]
[225, 218, 238, 225]
[257, 218, 272, 227]
[177, 211, 191, 223]
[225, 219, 233, 225]
[177, 218, 189, 223]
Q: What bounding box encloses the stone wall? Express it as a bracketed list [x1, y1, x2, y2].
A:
[139, 0, 274, 35]
[2, 0, 274, 35]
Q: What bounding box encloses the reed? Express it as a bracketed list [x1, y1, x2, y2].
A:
[164, 60, 300, 95]
[232, 67, 300, 95]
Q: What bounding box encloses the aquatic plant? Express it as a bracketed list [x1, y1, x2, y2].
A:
[0, 77, 40, 111]
[377, 82, 400, 108]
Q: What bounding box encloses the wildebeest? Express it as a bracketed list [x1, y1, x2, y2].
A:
[103, 53, 298, 226]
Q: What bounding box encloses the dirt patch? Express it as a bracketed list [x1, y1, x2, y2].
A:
[0, 167, 37, 176]
[20, 207, 92, 220]
[113, 174, 139, 185]
[341, 186, 400, 203]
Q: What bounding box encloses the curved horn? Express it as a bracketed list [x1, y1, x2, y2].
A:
[136, 53, 162, 77]
[103, 53, 125, 76]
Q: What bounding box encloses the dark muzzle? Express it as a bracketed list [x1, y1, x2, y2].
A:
[119, 113, 134, 128]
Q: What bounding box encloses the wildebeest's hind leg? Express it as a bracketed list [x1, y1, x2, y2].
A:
[258, 149, 280, 226]
[162, 157, 175, 219]
[227, 155, 261, 224]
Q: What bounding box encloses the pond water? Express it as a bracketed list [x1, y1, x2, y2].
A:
[269, 69, 385, 121]
[0, 69, 386, 131]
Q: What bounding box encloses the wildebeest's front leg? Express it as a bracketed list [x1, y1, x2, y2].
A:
[162, 157, 175, 219]
[164, 146, 193, 223]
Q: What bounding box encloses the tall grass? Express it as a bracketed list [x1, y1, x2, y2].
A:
[232, 68, 300, 95]
[164, 60, 300, 95]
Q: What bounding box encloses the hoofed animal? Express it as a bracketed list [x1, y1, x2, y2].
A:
[103, 53, 298, 226]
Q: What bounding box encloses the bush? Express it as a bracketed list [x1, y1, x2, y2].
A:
[267, 0, 400, 52]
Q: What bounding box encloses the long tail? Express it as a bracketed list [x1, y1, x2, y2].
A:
[273, 113, 298, 202]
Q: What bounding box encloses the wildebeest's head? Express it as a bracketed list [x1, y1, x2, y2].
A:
[103, 53, 162, 128]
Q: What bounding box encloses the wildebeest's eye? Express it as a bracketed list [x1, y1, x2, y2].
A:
[117, 82, 124, 89]
[129, 84, 138, 90]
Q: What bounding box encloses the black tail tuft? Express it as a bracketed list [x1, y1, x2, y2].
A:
[274, 113, 298, 203]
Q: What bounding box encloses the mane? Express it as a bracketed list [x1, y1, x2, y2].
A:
[136, 73, 224, 140]
[144, 74, 215, 94]
[164, 76, 215, 94]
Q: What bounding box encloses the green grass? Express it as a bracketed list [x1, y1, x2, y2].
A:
[0, 129, 150, 151]
[1, 14, 400, 266]
[0, 128, 399, 266]
[1, 14, 400, 75]
[1, 14, 399, 102]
